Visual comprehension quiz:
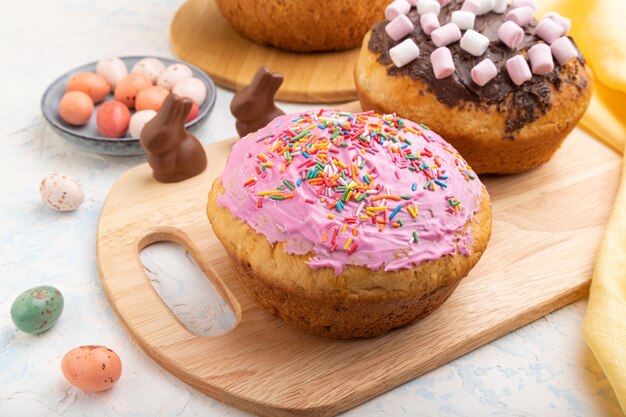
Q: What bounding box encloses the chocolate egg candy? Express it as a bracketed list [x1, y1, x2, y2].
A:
[11, 285, 64, 334]
[62, 345, 122, 392]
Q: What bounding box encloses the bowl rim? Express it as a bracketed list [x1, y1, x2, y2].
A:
[40, 55, 217, 144]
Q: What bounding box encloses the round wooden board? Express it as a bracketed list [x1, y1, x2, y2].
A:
[169, 0, 360, 103]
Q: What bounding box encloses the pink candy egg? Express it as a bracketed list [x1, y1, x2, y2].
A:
[97, 101, 131, 138]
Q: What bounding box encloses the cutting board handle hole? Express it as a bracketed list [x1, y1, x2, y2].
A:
[140, 241, 237, 336]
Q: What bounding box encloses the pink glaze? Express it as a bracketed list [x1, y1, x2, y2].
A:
[216, 110, 485, 274]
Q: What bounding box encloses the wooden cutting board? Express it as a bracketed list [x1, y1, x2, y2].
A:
[97, 122, 621, 417]
[169, 0, 359, 103]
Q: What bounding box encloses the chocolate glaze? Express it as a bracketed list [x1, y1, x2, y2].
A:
[368, 0, 587, 133]
[140, 93, 207, 183]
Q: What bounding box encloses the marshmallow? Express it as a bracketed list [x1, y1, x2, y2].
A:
[430, 47, 455, 79]
[550, 36, 578, 64]
[463, 0, 495, 15]
[389, 39, 421, 67]
[535, 18, 564, 44]
[386, 14, 415, 41]
[451, 11, 476, 30]
[492, 0, 508, 14]
[505, 6, 534, 27]
[437, 0, 452, 5]
[511, 0, 537, 10]
[385, 0, 412, 21]
[461, 0, 480, 14]
[478, 0, 496, 14]
[543, 12, 571, 34]
[506, 55, 532, 85]
[498, 21, 524, 49]
[417, 0, 441, 15]
[460, 29, 490, 56]
[431, 23, 462, 47]
[471, 58, 498, 86]
[420, 12, 441, 35]
[528, 43, 554, 74]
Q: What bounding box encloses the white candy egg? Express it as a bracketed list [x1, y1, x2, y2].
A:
[172, 78, 207, 106]
[131, 58, 165, 84]
[157, 64, 193, 91]
[129, 110, 157, 138]
[39, 173, 84, 212]
[95, 57, 128, 88]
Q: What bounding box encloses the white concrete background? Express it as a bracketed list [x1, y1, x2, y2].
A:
[0, 1, 623, 416]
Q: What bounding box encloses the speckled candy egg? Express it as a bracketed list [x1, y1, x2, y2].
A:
[114, 73, 152, 108]
[135, 86, 169, 112]
[172, 77, 207, 106]
[59, 91, 93, 126]
[11, 285, 64, 334]
[39, 173, 84, 211]
[131, 57, 165, 84]
[66, 72, 111, 103]
[96, 57, 128, 88]
[129, 109, 157, 138]
[62, 345, 122, 392]
[156, 63, 193, 90]
[96, 101, 131, 138]
[185, 99, 199, 122]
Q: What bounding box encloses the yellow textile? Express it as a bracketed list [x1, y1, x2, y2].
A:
[537, 0, 626, 151]
[538, 0, 626, 412]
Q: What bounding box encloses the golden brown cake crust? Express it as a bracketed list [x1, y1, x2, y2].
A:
[215, 0, 388, 52]
[355, 32, 594, 174]
[207, 180, 492, 338]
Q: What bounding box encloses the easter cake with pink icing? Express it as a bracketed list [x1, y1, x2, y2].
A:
[207, 110, 491, 338]
[355, 0, 592, 174]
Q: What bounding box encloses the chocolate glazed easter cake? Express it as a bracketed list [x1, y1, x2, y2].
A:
[208, 110, 492, 338]
[355, 0, 592, 174]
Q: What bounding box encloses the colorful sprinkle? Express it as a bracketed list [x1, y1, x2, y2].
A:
[235, 110, 477, 260]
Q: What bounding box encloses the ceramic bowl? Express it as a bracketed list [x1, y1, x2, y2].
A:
[41, 56, 216, 156]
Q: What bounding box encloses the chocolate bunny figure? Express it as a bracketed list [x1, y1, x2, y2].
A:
[231, 67, 285, 137]
[140, 93, 207, 183]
